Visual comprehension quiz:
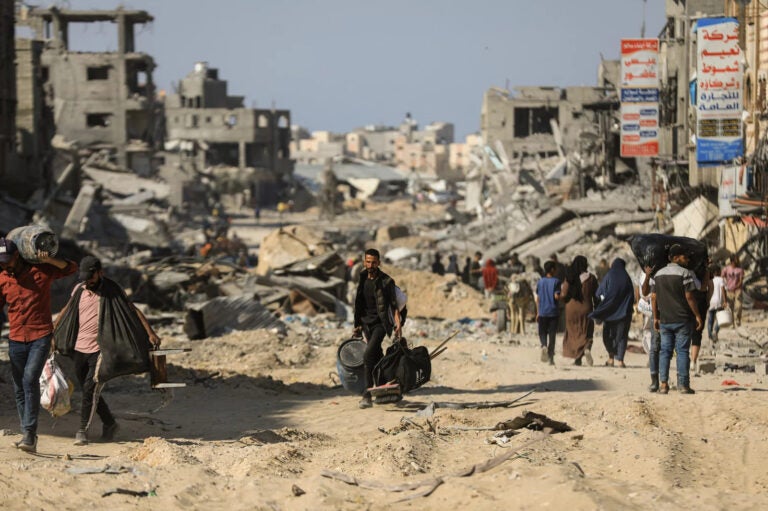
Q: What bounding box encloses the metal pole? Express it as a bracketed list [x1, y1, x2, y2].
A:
[683, 13, 690, 162]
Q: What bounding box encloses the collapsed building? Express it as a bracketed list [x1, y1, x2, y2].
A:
[0, 0, 15, 188]
[16, 5, 160, 174]
[164, 62, 293, 207]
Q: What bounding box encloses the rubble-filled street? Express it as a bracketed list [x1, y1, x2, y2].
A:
[1, 201, 768, 510]
[3, 1, 768, 510]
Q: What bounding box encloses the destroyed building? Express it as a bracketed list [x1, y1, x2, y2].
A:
[481, 86, 607, 160]
[164, 62, 293, 206]
[1, 0, 61, 229]
[0, 0, 14, 189]
[16, 5, 159, 174]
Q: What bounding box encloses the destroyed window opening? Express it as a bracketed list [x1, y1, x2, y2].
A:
[87, 66, 110, 80]
[86, 113, 112, 128]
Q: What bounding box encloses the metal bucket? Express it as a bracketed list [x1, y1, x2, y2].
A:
[336, 338, 367, 395]
[716, 308, 733, 328]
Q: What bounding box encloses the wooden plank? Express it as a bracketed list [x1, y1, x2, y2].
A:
[150, 349, 191, 356]
[150, 353, 167, 387]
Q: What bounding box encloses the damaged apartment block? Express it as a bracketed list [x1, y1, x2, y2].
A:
[17, 5, 158, 174]
[164, 62, 293, 206]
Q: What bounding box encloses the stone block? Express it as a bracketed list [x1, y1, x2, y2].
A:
[698, 361, 717, 374]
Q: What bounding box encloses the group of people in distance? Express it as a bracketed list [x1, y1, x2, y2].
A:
[535, 246, 745, 395]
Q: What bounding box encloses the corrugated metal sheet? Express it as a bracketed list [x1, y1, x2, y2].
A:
[185, 295, 286, 339]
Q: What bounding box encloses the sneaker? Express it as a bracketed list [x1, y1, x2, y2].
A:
[74, 429, 88, 446]
[540, 347, 549, 362]
[584, 349, 593, 366]
[358, 395, 373, 409]
[101, 422, 119, 442]
[678, 387, 695, 394]
[17, 432, 37, 453]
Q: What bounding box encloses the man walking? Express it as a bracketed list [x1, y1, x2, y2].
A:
[0, 237, 77, 453]
[353, 249, 402, 409]
[57, 256, 161, 445]
[652, 244, 703, 394]
[721, 255, 744, 327]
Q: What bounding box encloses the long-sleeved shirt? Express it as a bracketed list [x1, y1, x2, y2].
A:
[0, 260, 77, 341]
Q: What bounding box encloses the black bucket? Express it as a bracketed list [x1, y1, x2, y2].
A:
[336, 338, 367, 395]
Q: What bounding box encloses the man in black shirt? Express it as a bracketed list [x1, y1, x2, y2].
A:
[353, 248, 402, 409]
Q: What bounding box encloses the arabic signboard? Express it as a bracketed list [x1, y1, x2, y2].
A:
[620, 38, 659, 157]
[621, 88, 659, 103]
[621, 39, 659, 88]
[620, 103, 659, 157]
[718, 165, 747, 217]
[696, 18, 743, 165]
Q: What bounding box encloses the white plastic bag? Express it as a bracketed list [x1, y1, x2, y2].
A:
[39, 354, 73, 417]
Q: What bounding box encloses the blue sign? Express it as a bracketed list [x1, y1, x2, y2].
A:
[621, 88, 660, 103]
[697, 138, 743, 166]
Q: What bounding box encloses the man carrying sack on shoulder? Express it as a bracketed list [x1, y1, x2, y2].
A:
[0, 237, 77, 453]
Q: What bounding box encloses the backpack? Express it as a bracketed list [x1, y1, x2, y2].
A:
[373, 338, 431, 393]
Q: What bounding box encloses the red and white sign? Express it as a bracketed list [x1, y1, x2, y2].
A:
[620, 103, 659, 157]
[621, 39, 659, 88]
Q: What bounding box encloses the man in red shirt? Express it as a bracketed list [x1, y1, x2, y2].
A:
[0, 237, 77, 453]
[482, 259, 499, 298]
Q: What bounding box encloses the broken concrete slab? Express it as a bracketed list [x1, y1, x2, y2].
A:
[582, 212, 656, 233]
[255, 225, 333, 276]
[280, 251, 345, 277]
[484, 206, 573, 262]
[517, 225, 584, 261]
[672, 195, 718, 239]
[83, 166, 170, 200]
[561, 196, 651, 215]
[61, 184, 96, 239]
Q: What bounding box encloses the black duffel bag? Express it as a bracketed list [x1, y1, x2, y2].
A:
[373, 338, 431, 393]
[629, 234, 708, 277]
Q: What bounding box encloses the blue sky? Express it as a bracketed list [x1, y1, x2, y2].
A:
[24, 0, 666, 138]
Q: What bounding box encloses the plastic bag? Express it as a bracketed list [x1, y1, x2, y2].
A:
[39, 354, 73, 418]
[629, 234, 708, 278]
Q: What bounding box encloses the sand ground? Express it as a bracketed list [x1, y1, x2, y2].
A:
[2, 314, 767, 510]
[1, 203, 767, 510]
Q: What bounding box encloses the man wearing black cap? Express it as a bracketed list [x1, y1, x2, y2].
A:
[0, 237, 77, 453]
[59, 255, 161, 445]
[651, 244, 703, 395]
